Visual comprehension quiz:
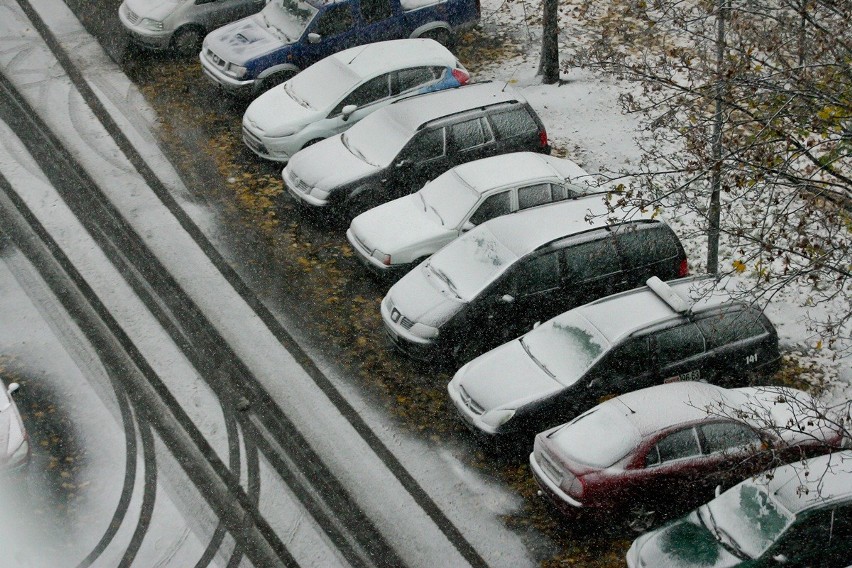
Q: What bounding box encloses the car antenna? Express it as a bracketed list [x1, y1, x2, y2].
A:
[617, 398, 636, 414]
[348, 45, 368, 65]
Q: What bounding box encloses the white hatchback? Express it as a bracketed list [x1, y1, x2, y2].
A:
[241, 38, 469, 162]
[346, 152, 602, 275]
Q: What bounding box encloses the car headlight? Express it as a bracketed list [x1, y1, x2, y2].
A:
[409, 322, 439, 340]
[480, 408, 515, 429]
[10, 439, 28, 463]
[139, 18, 164, 31]
[268, 124, 304, 138]
[371, 248, 392, 265]
[225, 64, 248, 79]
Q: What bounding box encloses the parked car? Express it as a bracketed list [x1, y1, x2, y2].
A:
[448, 275, 781, 438]
[346, 151, 604, 276]
[530, 381, 843, 531]
[200, 0, 480, 95]
[119, 0, 264, 56]
[626, 450, 852, 568]
[1, 382, 29, 474]
[283, 82, 550, 219]
[242, 39, 469, 162]
[382, 195, 687, 364]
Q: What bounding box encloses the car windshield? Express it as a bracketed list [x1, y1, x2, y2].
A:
[427, 227, 518, 301]
[260, 0, 317, 43]
[342, 113, 413, 168]
[419, 171, 480, 228]
[703, 483, 795, 559]
[552, 406, 639, 467]
[287, 57, 359, 111]
[521, 311, 609, 386]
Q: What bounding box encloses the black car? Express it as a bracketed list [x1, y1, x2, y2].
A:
[282, 81, 550, 219]
[448, 275, 782, 437]
[381, 195, 689, 364]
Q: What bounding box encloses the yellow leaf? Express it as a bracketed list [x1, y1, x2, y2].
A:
[732, 260, 746, 273]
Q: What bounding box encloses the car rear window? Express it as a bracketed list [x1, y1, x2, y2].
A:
[488, 108, 538, 138]
[551, 406, 640, 468]
[696, 309, 768, 350]
[615, 223, 680, 269]
[656, 323, 705, 367]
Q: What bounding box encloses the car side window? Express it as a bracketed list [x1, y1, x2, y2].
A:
[696, 309, 768, 351]
[699, 422, 760, 454]
[403, 128, 445, 162]
[517, 252, 560, 295]
[563, 236, 621, 283]
[393, 67, 439, 95]
[518, 183, 562, 210]
[449, 117, 492, 150]
[603, 336, 651, 378]
[330, 74, 391, 115]
[655, 323, 705, 367]
[655, 427, 701, 463]
[488, 108, 538, 139]
[315, 5, 353, 36]
[468, 191, 511, 225]
[360, 0, 392, 23]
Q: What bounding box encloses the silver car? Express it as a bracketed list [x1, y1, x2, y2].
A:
[118, 0, 266, 56]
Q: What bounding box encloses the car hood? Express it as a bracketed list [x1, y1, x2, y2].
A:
[0, 404, 25, 464]
[124, 0, 181, 22]
[456, 340, 563, 412]
[350, 195, 452, 258]
[205, 15, 284, 65]
[244, 87, 322, 137]
[632, 512, 740, 568]
[385, 264, 463, 328]
[288, 136, 380, 192]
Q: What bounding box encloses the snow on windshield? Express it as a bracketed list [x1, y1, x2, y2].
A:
[523, 312, 609, 386]
[289, 57, 359, 110]
[554, 406, 638, 468]
[707, 483, 794, 559]
[343, 113, 411, 167]
[420, 171, 479, 228]
[261, 0, 317, 43]
[429, 227, 518, 301]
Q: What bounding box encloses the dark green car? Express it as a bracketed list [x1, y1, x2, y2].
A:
[626, 450, 852, 568]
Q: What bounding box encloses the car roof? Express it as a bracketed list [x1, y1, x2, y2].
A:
[330, 39, 456, 79]
[479, 195, 655, 257]
[579, 276, 744, 343]
[752, 450, 852, 514]
[452, 152, 591, 193]
[384, 82, 526, 132]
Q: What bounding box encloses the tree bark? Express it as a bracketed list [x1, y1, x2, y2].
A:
[538, 0, 560, 84]
[707, 0, 727, 274]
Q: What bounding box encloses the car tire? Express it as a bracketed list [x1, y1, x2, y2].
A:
[171, 26, 204, 58]
[626, 502, 657, 533]
[259, 70, 297, 94]
[421, 28, 453, 48]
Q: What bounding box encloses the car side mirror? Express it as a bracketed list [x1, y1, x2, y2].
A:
[7, 382, 19, 395]
[461, 221, 475, 232]
[772, 554, 788, 564]
[532, 321, 541, 329]
[500, 294, 515, 304]
[714, 485, 722, 498]
[307, 32, 321, 44]
[341, 104, 357, 121]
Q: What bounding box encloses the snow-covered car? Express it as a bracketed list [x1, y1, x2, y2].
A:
[242, 39, 470, 162]
[448, 276, 781, 437]
[626, 450, 852, 568]
[530, 381, 843, 531]
[282, 82, 550, 219]
[119, 0, 264, 56]
[1, 382, 30, 474]
[382, 196, 688, 364]
[346, 152, 602, 275]
[200, 0, 480, 95]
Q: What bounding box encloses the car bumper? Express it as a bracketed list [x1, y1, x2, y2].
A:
[380, 300, 437, 360]
[345, 229, 413, 276]
[200, 53, 255, 94]
[118, 11, 173, 50]
[529, 452, 584, 512]
[446, 382, 503, 436]
[242, 126, 293, 162]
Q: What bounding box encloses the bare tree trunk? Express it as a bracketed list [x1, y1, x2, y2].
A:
[707, 0, 727, 274]
[538, 0, 560, 84]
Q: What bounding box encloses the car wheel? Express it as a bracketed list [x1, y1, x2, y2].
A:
[171, 26, 204, 58]
[421, 28, 453, 48]
[259, 70, 297, 93]
[626, 502, 657, 532]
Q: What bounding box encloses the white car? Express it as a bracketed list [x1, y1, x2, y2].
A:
[346, 152, 602, 275]
[241, 38, 469, 162]
[0, 382, 29, 473]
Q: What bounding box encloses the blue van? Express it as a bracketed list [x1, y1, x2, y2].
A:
[200, 0, 480, 95]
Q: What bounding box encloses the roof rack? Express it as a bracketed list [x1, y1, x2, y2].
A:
[646, 276, 691, 314]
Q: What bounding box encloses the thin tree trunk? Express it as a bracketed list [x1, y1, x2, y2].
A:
[707, 0, 727, 274]
[538, 0, 559, 84]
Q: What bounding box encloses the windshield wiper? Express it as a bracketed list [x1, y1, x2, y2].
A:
[261, 14, 292, 42]
[341, 135, 378, 167]
[520, 337, 556, 378]
[430, 264, 460, 298]
[419, 192, 427, 212]
[700, 506, 750, 561]
[284, 83, 311, 109]
[429, 203, 444, 226]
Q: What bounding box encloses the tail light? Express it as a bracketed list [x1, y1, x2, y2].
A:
[383, 254, 392, 266]
[565, 474, 585, 499]
[539, 129, 548, 148]
[451, 67, 470, 85]
[677, 257, 689, 277]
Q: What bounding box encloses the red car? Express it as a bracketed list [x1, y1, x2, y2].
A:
[529, 381, 844, 531]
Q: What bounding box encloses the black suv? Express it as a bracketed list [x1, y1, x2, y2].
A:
[448, 275, 782, 438]
[282, 82, 550, 219]
[381, 195, 689, 363]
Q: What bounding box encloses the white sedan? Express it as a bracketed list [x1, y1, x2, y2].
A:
[241, 38, 469, 162]
[346, 152, 602, 275]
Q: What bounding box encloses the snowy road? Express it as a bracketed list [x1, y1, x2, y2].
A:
[0, 0, 539, 566]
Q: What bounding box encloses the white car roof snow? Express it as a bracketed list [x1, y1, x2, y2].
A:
[451, 152, 594, 193]
[329, 38, 458, 80]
